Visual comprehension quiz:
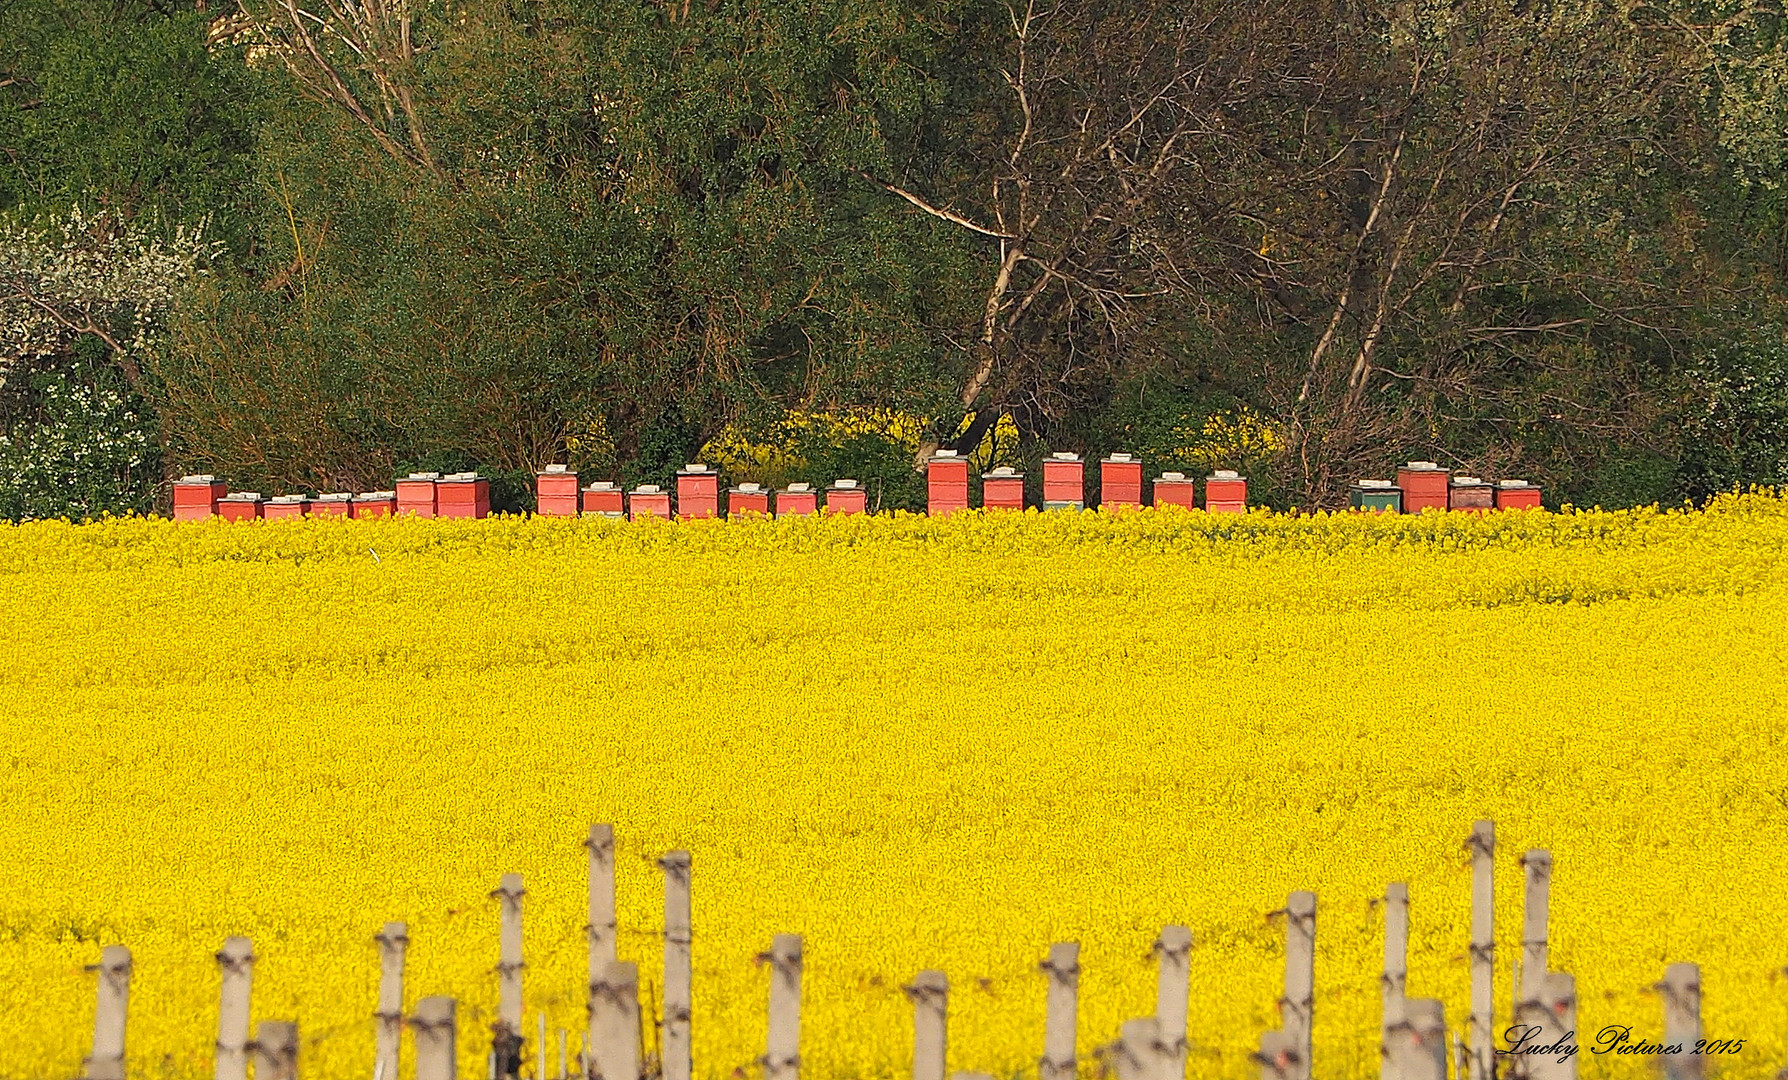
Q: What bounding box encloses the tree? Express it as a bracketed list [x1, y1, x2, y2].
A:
[858, 0, 1767, 506]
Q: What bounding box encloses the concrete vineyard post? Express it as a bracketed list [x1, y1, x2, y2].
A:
[84, 944, 131, 1080]
[1253, 1031, 1296, 1080]
[1468, 822, 1495, 1080]
[1658, 963, 1702, 1080]
[1519, 973, 1575, 1080]
[762, 934, 802, 1080]
[559, 1028, 568, 1080]
[1153, 927, 1191, 1080]
[493, 873, 526, 1077]
[586, 824, 618, 1020]
[1546, 973, 1578, 1080]
[1381, 884, 1409, 1080]
[376, 923, 408, 1080]
[1386, 1000, 1446, 1080]
[252, 1022, 297, 1080]
[412, 997, 457, 1080]
[659, 851, 693, 1080]
[589, 960, 640, 1080]
[906, 970, 947, 1080]
[1039, 942, 1079, 1080]
[539, 1013, 548, 1080]
[1110, 1018, 1168, 1080]
[1281, 892, 1316, 1080]
[215, 937, 254, 1080]
[1521, 851, 1551, 1003]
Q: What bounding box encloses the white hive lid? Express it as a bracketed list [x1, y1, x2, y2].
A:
[405, 472, 440, 481]
[318, 492, 351, 501]
[1106, 452, 1134, 462]
[681, 463, 709, 472]
[355, 490, 396, 500]
[268, 495, 306, 503]
[1357, 479, 1395, 489]
[1450, 475, 1486, 486]
[1498, 479, 1533, 488]
[737, 482, 762, 492]
[831, 479, 859, 489]
[178, 474, 217, 484]
[442, 472, 478, 481]
[1051, 452, 1080, 461]
[1160, 471, 1186, 481]
[634, 484, 662, 494]
[585, 481, 617, 491]
[224, 491, 262, 500]
[990, 466, 1016, 475]
[1212, 469, 1240, 479]
[786, 482, 812, 492]
[543, 464, 569, 473]
[1404, 460, 1442, 470]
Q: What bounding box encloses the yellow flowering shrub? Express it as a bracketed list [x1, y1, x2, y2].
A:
[701, 409, 1021, 487]
[1, 495, 1785, 1080]
[1165, 407, 1284, 470]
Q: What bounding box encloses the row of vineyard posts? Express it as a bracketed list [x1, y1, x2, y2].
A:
[75, 822, 1745, 1080]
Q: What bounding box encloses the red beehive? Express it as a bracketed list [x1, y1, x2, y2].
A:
[1397, 461, 1449, 514]
[776, 483, 818, 517]
[173, 475, 227, 521]
[310, 492, 353, 518]
[1101, 453, 1143, 508]
[352, 491, 396, 519]
[395, 472, 440, 518]
[982, 466, 1025, 510]
[1042, 453, 1085, 510]
[676, 463, 719, 520]
[826, 479, 868, 515]
[582, 482, 625, 518]
[927, 450, 970, 516]
[217, 492, 264, 522]
[629, 484, 672, 520]
[1495, 479, 1544, 510]
[1204, 469, 1248, 513]
[729, 483, 771, 517]
[1448, 475, 1494, 512]
[263, 495, 309, 521]
[1152, 471, 1196, 509]
[536, 465, 581, 518]
[437, 473, 490, 519]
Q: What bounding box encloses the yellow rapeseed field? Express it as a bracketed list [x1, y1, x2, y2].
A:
[2, 496, 1786, 1080]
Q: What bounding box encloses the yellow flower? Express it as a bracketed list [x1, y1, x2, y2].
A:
[1, 493, 1784, 1079]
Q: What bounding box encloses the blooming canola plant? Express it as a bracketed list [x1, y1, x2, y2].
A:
[0, 496, 1785, 1079]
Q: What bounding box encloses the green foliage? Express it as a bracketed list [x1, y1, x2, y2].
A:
[1677, 337, 1788, 500]
[793, 432, 929, 513]
[0, 338, 159, 522]
[0, 1, 264, 249]
[9, 0, 1788, 516]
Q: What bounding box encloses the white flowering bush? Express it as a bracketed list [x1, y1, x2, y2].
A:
[0, 207, 211, 520]
[0, 362, 159, 521]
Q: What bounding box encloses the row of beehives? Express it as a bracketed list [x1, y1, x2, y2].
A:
[536, 453, 1253, 520]
[1351, 461, 1543, 512]
[169, 473, 491, 522]
[168, 454, 1543, 522]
